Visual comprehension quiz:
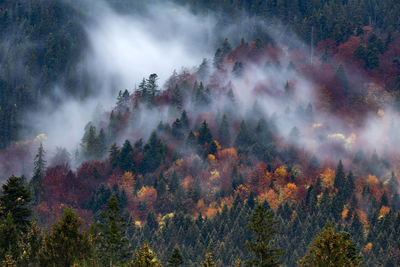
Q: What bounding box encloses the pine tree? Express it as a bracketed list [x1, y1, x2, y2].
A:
[31, 143, 46, 204]
[299, 223, 362, 266]
[119, 140, 134, 172]
[244, 203, 284, 266]
[167, 246, 184, 267]
[97, 194, 132, 266]
[0, 175, 31, 232]
[109, 143, 120, 170]
[40, 208, 91, 266]
[218, 114, 231, 147]
[198, 120, 212, 145]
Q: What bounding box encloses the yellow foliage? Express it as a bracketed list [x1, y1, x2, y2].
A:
[274, 166, 288, 180]
[212, 140, 221, 151]
[174, 159, 184, 167]
[320, 168, 335, 188]
[207, 154, 217, 165]
[234, 184, 250, 200]
[210, 169, 220, 181]
[366, 175, 379, 187]
[342, 208, 349, 220]
[379, 206, 390, 218]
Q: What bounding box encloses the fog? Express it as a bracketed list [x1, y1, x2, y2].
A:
[3, 0, 399, 182]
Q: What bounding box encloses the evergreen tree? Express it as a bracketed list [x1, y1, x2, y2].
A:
[0, 175, 31, 232]
[31, 143, 46, 204]
[0, 212, 18, 259]
[97, 194, 132, 266]
[244, 203, 284, 266]
[167, 246, 184, 267]
[119, 140, 134, 172]
[299, 223, 361, 266]
[198, 120, 212, 145]
[218, 114, 231, 147]
[109, 143, 120, 170]
[40, 208, 91, 266]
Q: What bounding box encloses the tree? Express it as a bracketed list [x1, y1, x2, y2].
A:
[17, 220, 43, 266]
[31, 143, 46, 203]
[0, 212, 18, 260]
[128, 242, 162, 267]
[40, 208, 91, 266]
[109, 143, 120, 170]
[167, 246, 184, 267]
[198, 120, 212, 145]
[119, 140, 134, 172]
[202, 252, 216, 267]
[0, 175, 31, 232]
[218, 114, 231, 147]
[244, 203, 284, 266]
[299, 223, 362, 266]
[97, 194, 132, 266]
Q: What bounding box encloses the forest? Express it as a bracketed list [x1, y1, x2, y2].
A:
[1, 0, 400, 266]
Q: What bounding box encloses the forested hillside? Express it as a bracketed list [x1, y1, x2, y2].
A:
[1, 0, 400, 266]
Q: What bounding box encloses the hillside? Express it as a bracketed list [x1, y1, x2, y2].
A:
[1, 0, 400, 266]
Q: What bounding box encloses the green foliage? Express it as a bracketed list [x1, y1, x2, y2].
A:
[167, 247, 184, 267]
[0, 175, 32, 232]
[299, 223, 362, 266]
[244, 204, 284, 266]
[39, 208, 91, 266]
[96, 194, 132, 266]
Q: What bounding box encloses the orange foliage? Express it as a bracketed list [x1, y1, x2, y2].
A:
[216, 148, 239, 162]
[320, 168, 335, 189]
[182, 176, 194, 192]
[283, 183, 298, 202]
[366, 175, 380, 187]
[364, 243, 373, 254]
[137, 186, 157, 208]
[342, 207, 349, 220]
[274, 166, 288, 184]
[379, 206, 390, 218]
[259, 189, 280, 211]
[358, 210, 369, 227]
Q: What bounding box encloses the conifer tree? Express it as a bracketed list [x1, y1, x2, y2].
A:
[109, 143, 120, 170]
[0, 175, 31, 232]
[218, 114, 231, 147]
[167, 246, 184, 267]
[198, 120, 212, 145]
[244, 203, 284, 266]
[31, 143, 46, 204]
[97, 194, 132, 266]
[128, 242, 162, 267]
[40, 208, 90, 266]
[299, 223, 361, 266]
